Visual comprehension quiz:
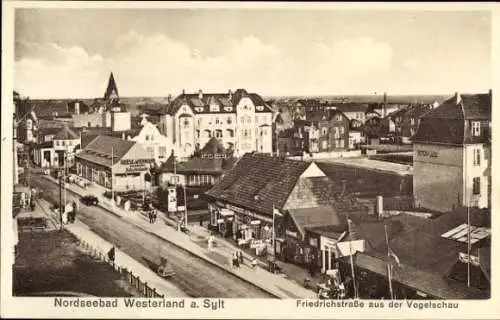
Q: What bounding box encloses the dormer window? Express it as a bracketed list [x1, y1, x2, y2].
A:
[183, 119, 190, 127]
[224, 107, 233, 112]
[210, 104, 220, 112]
[472, 121, 481, 137]
[256, 106, 264, 111]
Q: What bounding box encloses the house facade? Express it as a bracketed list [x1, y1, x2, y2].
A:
[159, 89, 273, 159]
[412, 92, 492, 212]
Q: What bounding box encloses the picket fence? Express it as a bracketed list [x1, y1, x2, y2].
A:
[77, 238, 165, 298]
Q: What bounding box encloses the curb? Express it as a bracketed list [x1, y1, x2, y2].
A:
[42, 176, 283, 298]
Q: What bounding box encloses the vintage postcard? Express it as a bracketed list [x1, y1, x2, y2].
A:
[1, 1, 499, 319]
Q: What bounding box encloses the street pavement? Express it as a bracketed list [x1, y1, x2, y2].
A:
[36, 198, 187, 298]
[31, 174, 276, 298]
[36, 173, 316, 299]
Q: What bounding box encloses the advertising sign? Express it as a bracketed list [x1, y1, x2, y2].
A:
[167, 186, 177, 212]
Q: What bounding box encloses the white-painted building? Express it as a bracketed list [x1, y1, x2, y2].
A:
[129, 118, 172, 165]
[159, 89, 273, 159]
[412, 92, 491, 212]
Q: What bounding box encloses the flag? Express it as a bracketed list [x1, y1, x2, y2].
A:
[273, 205, 283, 217]
[347, 218, 356, 239]
[388, 247, 401, 267]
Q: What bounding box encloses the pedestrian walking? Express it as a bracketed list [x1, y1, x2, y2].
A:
[30, 200, 36, 212]
[199, 215, 203, 227]
[238, 250, 244, 265]
[251, 257, 258, 269]
[207, 233, 214, 252]
[233, 252, 239, 268]
[153, 210, 157, 223]
[148, 211, 153, 224]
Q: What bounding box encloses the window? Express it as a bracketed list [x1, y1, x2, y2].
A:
[215, 117, 220, 125]
[410, 118, 415, 125]
[336, 114, 342, 121]
[197, 119, 202, 126]
[159, 146, 167, 158]
[227, 117, 232, 124]
[340, 127, 345, 134]
[196, 130, 200, 138]
[147, 147, 155, 158]
[340, 139, 345, 148]
[472, 121, 481, 137]
[145, 135, 150, 141]
[183, 118, 190, 128]
[215, 130, 223, 138]
[226, 129, 234, 138]
[473, 148, 481, 166]
[322, 128, 327, 136]
[322, 140, 327, 149]
[473, 177, 481, 195]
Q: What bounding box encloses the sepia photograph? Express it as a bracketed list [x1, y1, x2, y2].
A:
[1, 1, 498, 319]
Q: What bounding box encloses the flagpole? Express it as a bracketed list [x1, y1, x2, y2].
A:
[347, 217, 358, 299]
[111, 146, 114, 205]
[385, 224, 394, 299]
[467, 205, 471, 287]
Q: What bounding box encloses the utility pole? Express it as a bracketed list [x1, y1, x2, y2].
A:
[59, 168, 64, 230]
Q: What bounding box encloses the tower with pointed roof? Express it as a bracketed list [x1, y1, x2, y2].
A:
[104, 72, 119, 101]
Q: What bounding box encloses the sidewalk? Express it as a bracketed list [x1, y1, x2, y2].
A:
[42, 175, 316, 299]
[36, 198, 187, 298]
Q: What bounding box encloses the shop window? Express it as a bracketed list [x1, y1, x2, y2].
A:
[146, 147, 155, 158]
[473, 177, 481, 195]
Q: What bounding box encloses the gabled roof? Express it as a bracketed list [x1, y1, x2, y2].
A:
[76, 135, 135, 167]
[412, 93, 491, 145]
[205, 153, 311, 214]
[54, 125, 79, 140]
[159, 153, 177, 172]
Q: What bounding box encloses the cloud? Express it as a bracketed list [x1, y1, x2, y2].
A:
[14, 33, 396, 98]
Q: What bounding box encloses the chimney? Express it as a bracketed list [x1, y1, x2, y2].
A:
[376, 195, 384, 218]
[198, 89, 203, 100]
[455, 92, 462, 105]
[75, 101, 80, 115]
[122, 132, 126, 140]
[182, 89, 185, 95]
[228, 89, 232, 100]
[489, 89, 492, 101]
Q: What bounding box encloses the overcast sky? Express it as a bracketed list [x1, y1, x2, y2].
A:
[14, 8, 492, 98]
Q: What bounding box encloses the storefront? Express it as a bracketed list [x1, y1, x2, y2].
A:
[75, 135, 154, 192]
[208, 201, 274, 251]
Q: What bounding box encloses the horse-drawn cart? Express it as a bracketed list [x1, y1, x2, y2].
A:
[157, 257, 175, 278]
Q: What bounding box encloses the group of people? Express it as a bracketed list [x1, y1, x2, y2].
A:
[148, 210, 158, 224]
[231, 250, 244, 268]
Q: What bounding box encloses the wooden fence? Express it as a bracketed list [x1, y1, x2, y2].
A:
[77, 238, 165, 298]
